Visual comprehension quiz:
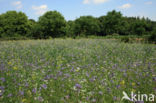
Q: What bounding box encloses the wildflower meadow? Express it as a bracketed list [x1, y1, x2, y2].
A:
[0, 39, 156, 103]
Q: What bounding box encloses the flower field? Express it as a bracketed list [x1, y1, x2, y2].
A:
[0, 39, 156, 103]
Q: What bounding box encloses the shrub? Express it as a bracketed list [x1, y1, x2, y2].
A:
[120, 36, 130, 43]
[148, 33, 156, 44]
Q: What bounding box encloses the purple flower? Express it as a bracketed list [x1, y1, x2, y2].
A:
[70, 67, 74, 72]
[89, 76, 96, 82]
[25, 82, 29, 87]
[61, 67, 65, 70]
[153, 77, 156, 81]
[113, 96, 117, 100]
[0, 92, 3, 96]
[45, 75, 51, 80]
[75, 83, 82, 89]
[116, 85, 120, 89]
[57, 71, 62, 76]
[123, 73, 127, 77]
[18, 83, 21, 86]
[86, 72, 89, 77]
[19, 90, 24, 96]
[137, 82, 140, 85]
[0, 86, 5, 90]
[42, 84, 47, 89]
[98, 91, 103, 95]
[0, 77, 5, 82]
[86, 97, 89, 101]
[32, 88, 37, 93]
[7, 93, 13, 97]
[64, 73, 70, 78]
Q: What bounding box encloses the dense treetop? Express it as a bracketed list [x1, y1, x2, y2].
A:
[0, 10, 155, 42]
[0, 11, 29, 38]
[37, 11, 66, 38]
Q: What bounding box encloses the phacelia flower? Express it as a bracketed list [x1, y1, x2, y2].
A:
[32, 88, 37, 93]
[42, 84, 47, 89]
[0, 77, 5, 82]
[19, 90, 24, 96]
[75, 83, 82, 89]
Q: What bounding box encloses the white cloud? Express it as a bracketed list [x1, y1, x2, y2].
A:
[83, 0, 90, 4]
[83, 0, 109, 4]
[32, 5, 48, 15]
[93, 0, 109, 4]
[12, 1, 22, 9]
[118, 3, 132, 9]
[145, 1, 152, 5]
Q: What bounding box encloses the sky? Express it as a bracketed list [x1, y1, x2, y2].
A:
[0, 0, 156, 21]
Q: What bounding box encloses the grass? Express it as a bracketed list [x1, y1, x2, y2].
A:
[0, 39, 156, 103]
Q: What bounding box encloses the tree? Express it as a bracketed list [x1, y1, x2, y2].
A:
[148, 27, 156, 43]
[38, 11, 67, 38]
[0, 11, 29, 38]
[124, 17, 152, 36]
[0, 14, 4, 38]
[98, 16, 106, 36]
[0, 10, 156, 39]
[66, 20, 75, 37]
[27, 19, 36, 38]
[132, 19, 147, 35]
[74, 16, 100, 36]
[98, 10, 123, 35]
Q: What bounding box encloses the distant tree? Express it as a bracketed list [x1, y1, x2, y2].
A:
[38, 11, 67, 38]
[31, 23, 44, 39]
[0, 10, 156, 39]
[0, 11, 29, 38]
[0, 14, 4, 38]
[99, 10, 123, 35]
[124, 17, 154, 36]
[148, 27, 156, 43]
[66, 20, 75, 37]
[98, 16, 106, 36]
[132, 19, 147, 36]
[118, 17, 130, 35]
[27, 19, 36, 38]
[123, 17, 137, 35]
[74, 16, 100, 36]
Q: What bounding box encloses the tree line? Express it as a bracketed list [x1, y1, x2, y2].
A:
[0, 10, 155, 41]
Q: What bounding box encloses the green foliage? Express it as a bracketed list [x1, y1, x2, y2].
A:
[120, 36, 130, 43]
[37, 11, 67, 38]
[148, 28, 156, 43]
[30, 22, 43, 39]
[74, 16, 100, 36]
[98, 10, 124, 35]
[132, 19, 146, 36]
[0, 10, 156, 42]
[0, 11, 29, 38]
[124, 17, 153, 36]
[27, 19, 36, 38]
[65, 20, 75, 37]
